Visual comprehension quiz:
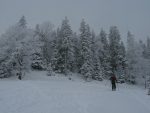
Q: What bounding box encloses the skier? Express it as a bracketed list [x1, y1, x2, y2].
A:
[148, 87, 150, 95]
[17, 72, 22, 80]
[110, 74, 117, 91]
[147, 76, 150, 95]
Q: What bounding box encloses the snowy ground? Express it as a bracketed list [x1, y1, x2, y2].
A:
[0, 71, 150, 113]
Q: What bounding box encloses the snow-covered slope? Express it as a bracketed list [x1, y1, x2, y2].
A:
[0, 71, 150, 113]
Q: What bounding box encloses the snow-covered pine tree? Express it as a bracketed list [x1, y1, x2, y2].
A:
[126, 31, 137, 84]
[147, 37, 150, 58]
[0, 50, 13, 78]
[92, 54, 103, 81]
[90, 31, 97, 60]
[17, 16, 27, 28]
[31, 24, 45, 70]
[51, 44, 58, 71]
[72, 32, 80, 72]
[126, 32, 148, 85]
[79, 19, 94, 80]
[12, 43, 29, 79]
[56, 17, 74, 74]
[52, 28, 65, 73]
[144, 37, 150, 59]
[134, 40, 150, 85]
[13, 16, 31, 79]
[108, 26, 121, 75]
[98, 29, 111, 78]
[119, 41, 126, 68]
[80, 57, 93, 81]
[78, 20, 86, 70]
[117, 41, 127, 82]
[33, 22, 55, 68]
[0, 40, 14, 78]
[51, 29, 59, 72]
[79, 20, 90, 67]
[31, 52, 44, 70]
[42, 22, 55, 66]
[90, 31, 103, 80]
[0, 16, 31, 78]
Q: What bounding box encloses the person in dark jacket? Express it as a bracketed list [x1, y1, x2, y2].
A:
[17, 72, 22, 80]
[110, 74, 117, 91]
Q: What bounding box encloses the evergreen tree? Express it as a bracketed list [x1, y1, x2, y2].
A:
[108, 26, 121, 75]
[91, 31, 96, 59]
[53, 28, 64, 73]
[117, 41, 127, 81]
[31, 24, 45, 70]
[90, 30, 103, 80]
[133, 40, 150, 85]
[72, 32, 80, 72]
[40, 22, 55, 65]
[18, 16, 27, 28]
[79, 19, 94, 80]
[51, 30, 59, 71]
[126, 31, 137, 84]
[13, 43, 29, 79]
[79, 19, 91, 66]
[144, 37, 150, 59]
[51, 45, 58, 71]
[0, 16, 30, 78]
[55, 17, 74, 74]
[92, 54, 103, 81]
[80, 57, 93, 81]
[99, 29, 110, 78]
[33, 22, 55, 69]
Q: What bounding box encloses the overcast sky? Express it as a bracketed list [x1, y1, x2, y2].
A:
[0, 0, 150, 41]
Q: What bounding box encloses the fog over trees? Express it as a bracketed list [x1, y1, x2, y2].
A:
[0, 16, 150, 87]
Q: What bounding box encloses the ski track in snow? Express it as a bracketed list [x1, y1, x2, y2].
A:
[0, 71, 150, 113]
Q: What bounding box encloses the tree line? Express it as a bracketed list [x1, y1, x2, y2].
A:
[0, 16, 150, 85]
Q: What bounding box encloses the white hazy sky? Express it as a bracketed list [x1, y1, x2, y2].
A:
[0, 0, 150, 41]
